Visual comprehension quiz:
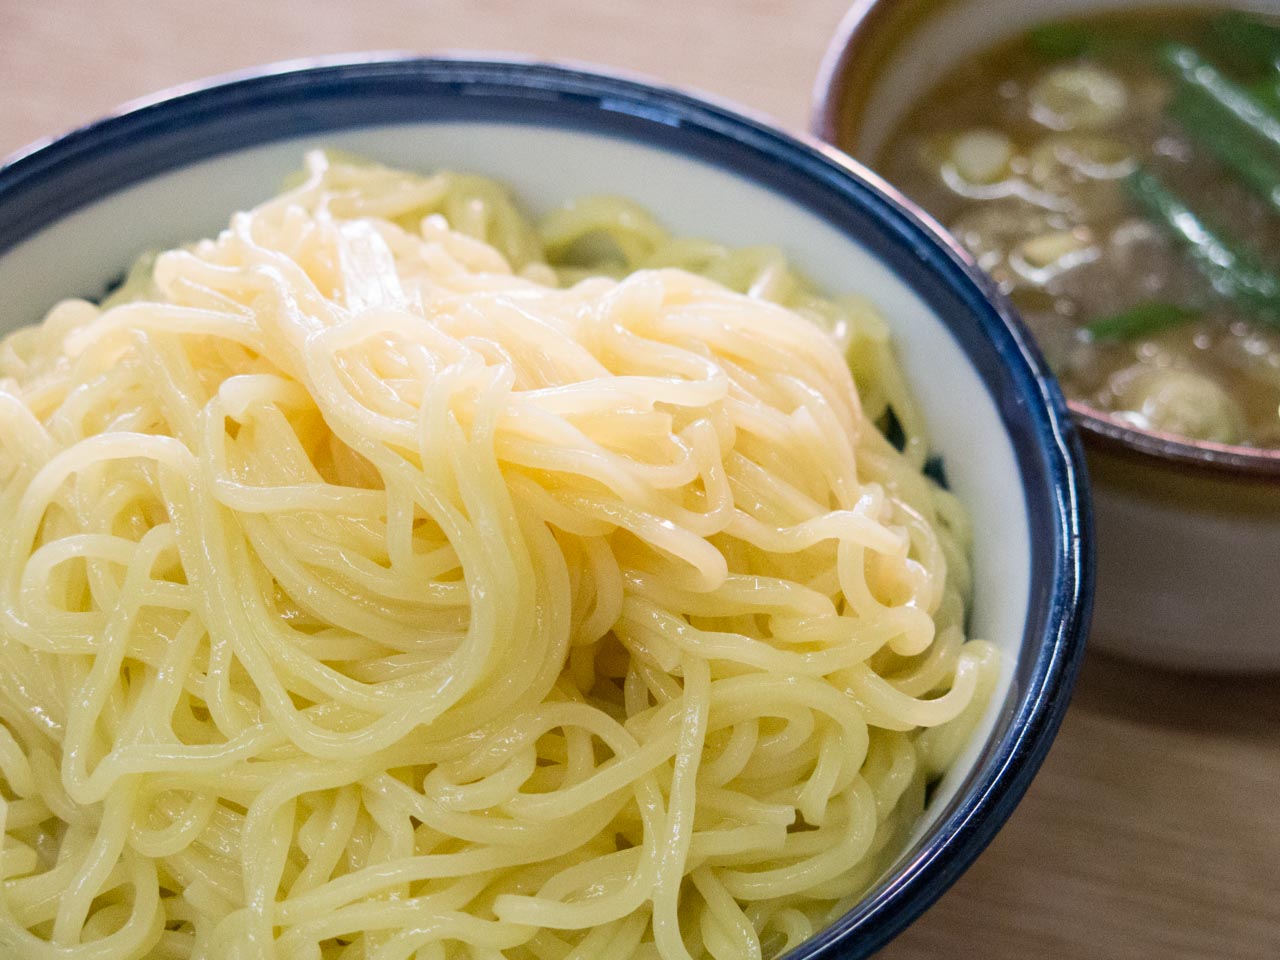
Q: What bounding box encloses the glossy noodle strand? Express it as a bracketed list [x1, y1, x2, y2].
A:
[0, 151, 997, 959]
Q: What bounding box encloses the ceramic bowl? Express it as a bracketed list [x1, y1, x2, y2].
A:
[0, 56, 1092, 956]
[813, 0, 1280, 673]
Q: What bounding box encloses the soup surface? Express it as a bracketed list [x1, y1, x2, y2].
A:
[877, 9, 1280, 448]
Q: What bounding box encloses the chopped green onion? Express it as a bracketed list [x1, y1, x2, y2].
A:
[1251, 78, 1280, 113]
[1161, 44, 1280, 156]
[1028, 23, 1096, 59]
[1210, 11, 1280, 74]
[1126, 166, 1280, 326]
[923, 454, 950, 490]
[1169, 91, 1280, 212]
[1084, 301, 1199, 341]
[1027, 21, 1167, 61]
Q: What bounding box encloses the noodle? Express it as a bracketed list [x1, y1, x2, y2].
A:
[0, 150, 998, 959]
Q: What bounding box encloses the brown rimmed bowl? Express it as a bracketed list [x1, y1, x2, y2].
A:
[814, 0, 1280, 673]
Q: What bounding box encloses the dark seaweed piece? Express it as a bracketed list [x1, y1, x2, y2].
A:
[94, 269, 128, 305]
[880, 405, 906, 453]
[923, 454, 950, 490]
[1162, 44, 1280, 156]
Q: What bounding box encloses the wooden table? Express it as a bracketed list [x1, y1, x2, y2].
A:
[3, 2, 1278, 957]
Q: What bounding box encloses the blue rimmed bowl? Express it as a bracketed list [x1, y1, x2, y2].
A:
[0, 56, 1092, 958]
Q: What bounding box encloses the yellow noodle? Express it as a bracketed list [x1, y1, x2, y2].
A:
[0, 150, 998, 959]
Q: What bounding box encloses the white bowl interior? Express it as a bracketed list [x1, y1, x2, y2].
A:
[0, 121, 1026, 857]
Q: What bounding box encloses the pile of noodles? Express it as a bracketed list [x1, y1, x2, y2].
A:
[0, 151, 998, 960]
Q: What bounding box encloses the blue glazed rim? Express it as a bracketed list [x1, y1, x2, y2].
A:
[0, 55, 1093, 959]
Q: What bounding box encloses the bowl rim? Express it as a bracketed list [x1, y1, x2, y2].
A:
[0, 54, 1094, 958]
[811, 0, 1280, 482]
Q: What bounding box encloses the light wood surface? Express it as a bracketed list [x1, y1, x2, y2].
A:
[3, 2, 1278, 957]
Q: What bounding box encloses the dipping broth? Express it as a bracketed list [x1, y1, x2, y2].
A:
[877, 9, 1280, 448]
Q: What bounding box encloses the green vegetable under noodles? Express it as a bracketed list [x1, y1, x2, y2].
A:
[1084, 301, 1200, 342]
